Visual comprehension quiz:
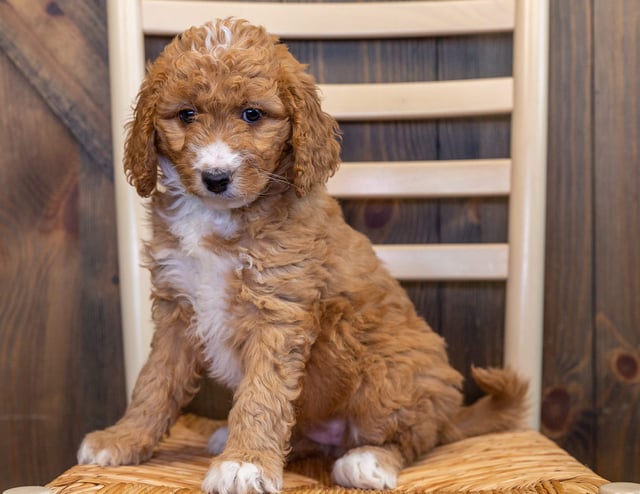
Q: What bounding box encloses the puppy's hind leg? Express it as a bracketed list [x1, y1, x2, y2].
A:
[331, 444, 404, 490]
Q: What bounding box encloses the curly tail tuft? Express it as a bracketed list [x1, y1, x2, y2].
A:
[439, 366, 529, 444]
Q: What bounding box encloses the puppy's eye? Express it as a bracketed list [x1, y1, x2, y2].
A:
[241, 108, 263, 123]
[177, 108, 197, 124]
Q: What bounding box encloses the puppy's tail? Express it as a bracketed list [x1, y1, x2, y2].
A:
[439, 366, 529, 444]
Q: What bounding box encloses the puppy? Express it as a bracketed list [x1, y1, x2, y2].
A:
[78, 18, 528, 494]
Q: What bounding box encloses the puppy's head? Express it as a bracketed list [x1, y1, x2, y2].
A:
[124, 18, 341, 205]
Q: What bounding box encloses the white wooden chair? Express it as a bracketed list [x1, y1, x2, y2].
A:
[42, 1, 615, 493]
[108, 0, 547, 429]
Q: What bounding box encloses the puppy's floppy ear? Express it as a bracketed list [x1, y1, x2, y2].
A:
[123, 70, 160, 198]
[279, 49, 341, 196]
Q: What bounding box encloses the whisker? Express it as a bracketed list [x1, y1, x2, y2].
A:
[245, 162, 303, 194]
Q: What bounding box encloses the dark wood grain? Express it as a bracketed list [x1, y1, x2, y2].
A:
[0, 0, 112, 172]
[0, 1, 125, 490]
[74, 147, 126, 433]
[0, 47, 78, 489]
[593, 0, 640, 481]
[542, 0, 596, 468]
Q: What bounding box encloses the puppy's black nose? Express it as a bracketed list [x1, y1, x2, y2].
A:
[202, 170, 230, 194]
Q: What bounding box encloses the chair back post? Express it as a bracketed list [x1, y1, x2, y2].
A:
[504, 0, 549, 430]
[107, 0, 153, 398]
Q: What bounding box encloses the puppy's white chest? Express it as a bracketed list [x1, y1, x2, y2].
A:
[154, 198, 244, 389]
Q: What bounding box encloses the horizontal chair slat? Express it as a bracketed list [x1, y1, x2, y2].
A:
[374, 244, 509, 281]
[319, 78, 513, 121]
[328, 159, 511, 198]
[142, 0, 515, 39]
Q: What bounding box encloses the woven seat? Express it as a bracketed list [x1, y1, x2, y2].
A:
[48, 415, 607, 494]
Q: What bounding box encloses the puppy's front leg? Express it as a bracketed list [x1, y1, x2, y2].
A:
[203, 326, 312, 494]
[78, 300, 202, 466]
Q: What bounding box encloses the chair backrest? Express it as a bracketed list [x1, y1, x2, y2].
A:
[107, 0, 549, 430]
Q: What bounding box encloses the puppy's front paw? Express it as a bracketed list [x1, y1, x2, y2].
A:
[332, 448, 399, 490]
[77, 427, 155, 466]
[202, 457, 282, 494]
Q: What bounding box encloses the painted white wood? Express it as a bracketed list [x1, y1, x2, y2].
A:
[374, 244, 509, 281]
[327, 159, 511, 198]
[141, 0, 515, 38]
[504, 0, 549, 430]
[319, 78, 513, 121]
[107, 0, 153, 398]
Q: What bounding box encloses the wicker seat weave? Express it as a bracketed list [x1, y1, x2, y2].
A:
[47, 415, 607, 494]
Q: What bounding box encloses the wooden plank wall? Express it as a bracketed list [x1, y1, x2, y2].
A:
[0, 0, 638, 489]
[542, 0, 596, 465]
[592, 0, 640, 479]
[543, 0, 640, 480]
[0, 0, 126, 488]
[542, 0, 640, 482]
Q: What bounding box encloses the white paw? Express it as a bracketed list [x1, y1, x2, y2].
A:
[332, 450, 398, 490]
[202, 461, 281, 494]
[208, 426, 229, 455]
[77, 440, 116, 466]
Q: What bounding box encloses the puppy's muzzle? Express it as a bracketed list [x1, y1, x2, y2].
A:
[202, 169, 231, 194]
